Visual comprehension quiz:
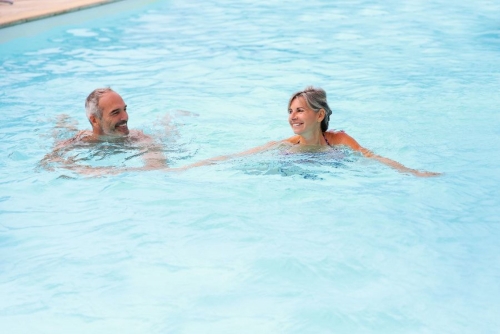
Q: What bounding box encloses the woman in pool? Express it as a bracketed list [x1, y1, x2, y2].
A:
[183, 86, 440, 177]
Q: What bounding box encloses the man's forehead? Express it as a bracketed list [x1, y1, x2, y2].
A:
[99, 91, 125, 107]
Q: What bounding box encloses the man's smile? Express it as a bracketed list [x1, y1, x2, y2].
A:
[115, 121, 128, 129]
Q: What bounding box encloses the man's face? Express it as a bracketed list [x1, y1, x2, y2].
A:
[94, 91, 129, 136]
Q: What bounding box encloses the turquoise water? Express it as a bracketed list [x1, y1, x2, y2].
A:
[1, 0, 500, 332]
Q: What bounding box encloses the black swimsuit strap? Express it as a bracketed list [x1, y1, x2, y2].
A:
[323, 133, 331, 146]
[296, 133, 331, 146]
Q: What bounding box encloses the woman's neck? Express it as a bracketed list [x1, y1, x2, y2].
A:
[297, 131, 326, 146]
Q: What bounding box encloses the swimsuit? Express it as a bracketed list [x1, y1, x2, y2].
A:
[323, 133, 331, 146]
[297, 132, 331, 146]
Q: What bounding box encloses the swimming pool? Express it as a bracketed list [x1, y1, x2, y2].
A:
[1, 0, 500, 332]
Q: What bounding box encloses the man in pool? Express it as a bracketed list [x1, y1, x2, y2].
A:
[41, 87, 167, 173]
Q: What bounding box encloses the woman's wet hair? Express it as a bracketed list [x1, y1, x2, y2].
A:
[85, 87, 114, 122]
[288, 86, 333, 132]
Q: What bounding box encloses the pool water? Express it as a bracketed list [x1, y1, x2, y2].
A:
[1, 0, 500, 332]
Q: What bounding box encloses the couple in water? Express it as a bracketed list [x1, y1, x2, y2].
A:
[44, 86, 440, 177]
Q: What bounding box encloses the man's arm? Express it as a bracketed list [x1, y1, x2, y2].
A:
[39, 129, 86, 171]
[134, 131, 168, 170]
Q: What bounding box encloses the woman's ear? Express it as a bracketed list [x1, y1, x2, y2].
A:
[318, 108, 326, 122]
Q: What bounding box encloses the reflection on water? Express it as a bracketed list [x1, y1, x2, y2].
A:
[62, 142, 148, 167]
[42, 110, 358, 177]
[44, 128, 359, 179]
[237, 146, 356, 179]
[40, 111, 199, 171]
[2, 0, 500, 332]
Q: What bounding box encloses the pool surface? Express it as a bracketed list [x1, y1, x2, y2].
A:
[1, 0, 500, 332]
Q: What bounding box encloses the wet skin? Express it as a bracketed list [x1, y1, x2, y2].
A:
[90, 91, 129, 136]
[288, 96, 323, 137]
[287, 96, 329, 146]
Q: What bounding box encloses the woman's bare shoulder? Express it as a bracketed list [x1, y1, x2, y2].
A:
[325, 130, 361, 149]
[325, 130, 347, 143]
[283, 135, 300, 145]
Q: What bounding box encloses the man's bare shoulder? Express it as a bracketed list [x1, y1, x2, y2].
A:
[56, 130, 95, 148]
[128, 129, 153, 142]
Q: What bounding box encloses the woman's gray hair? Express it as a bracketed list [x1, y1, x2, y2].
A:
[288, 86, 333, 132]
[85, 87, 114, 121]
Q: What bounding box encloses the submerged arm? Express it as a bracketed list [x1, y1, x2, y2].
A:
[328, 131, 441, 177]
[137, 133, 168, 170]
[176, 140, 281, 170]
[41, 130, 168, 175]
[39, 132, 85, 171]
[362, 149, 440, 177]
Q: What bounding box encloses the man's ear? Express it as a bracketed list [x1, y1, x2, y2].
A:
[89, 115, 99, 128]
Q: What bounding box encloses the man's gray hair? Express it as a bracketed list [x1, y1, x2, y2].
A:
[288, 86, 333, 133]
[85, 87, 114, 122]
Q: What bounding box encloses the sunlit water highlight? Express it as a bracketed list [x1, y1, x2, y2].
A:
[1, 0, 500, 332]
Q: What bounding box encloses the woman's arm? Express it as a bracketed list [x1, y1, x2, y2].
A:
[326, 131, 441, 177]
[175, 140, 282, 170]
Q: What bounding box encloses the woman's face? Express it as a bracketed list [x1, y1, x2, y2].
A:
[288, 96, 323, 136]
